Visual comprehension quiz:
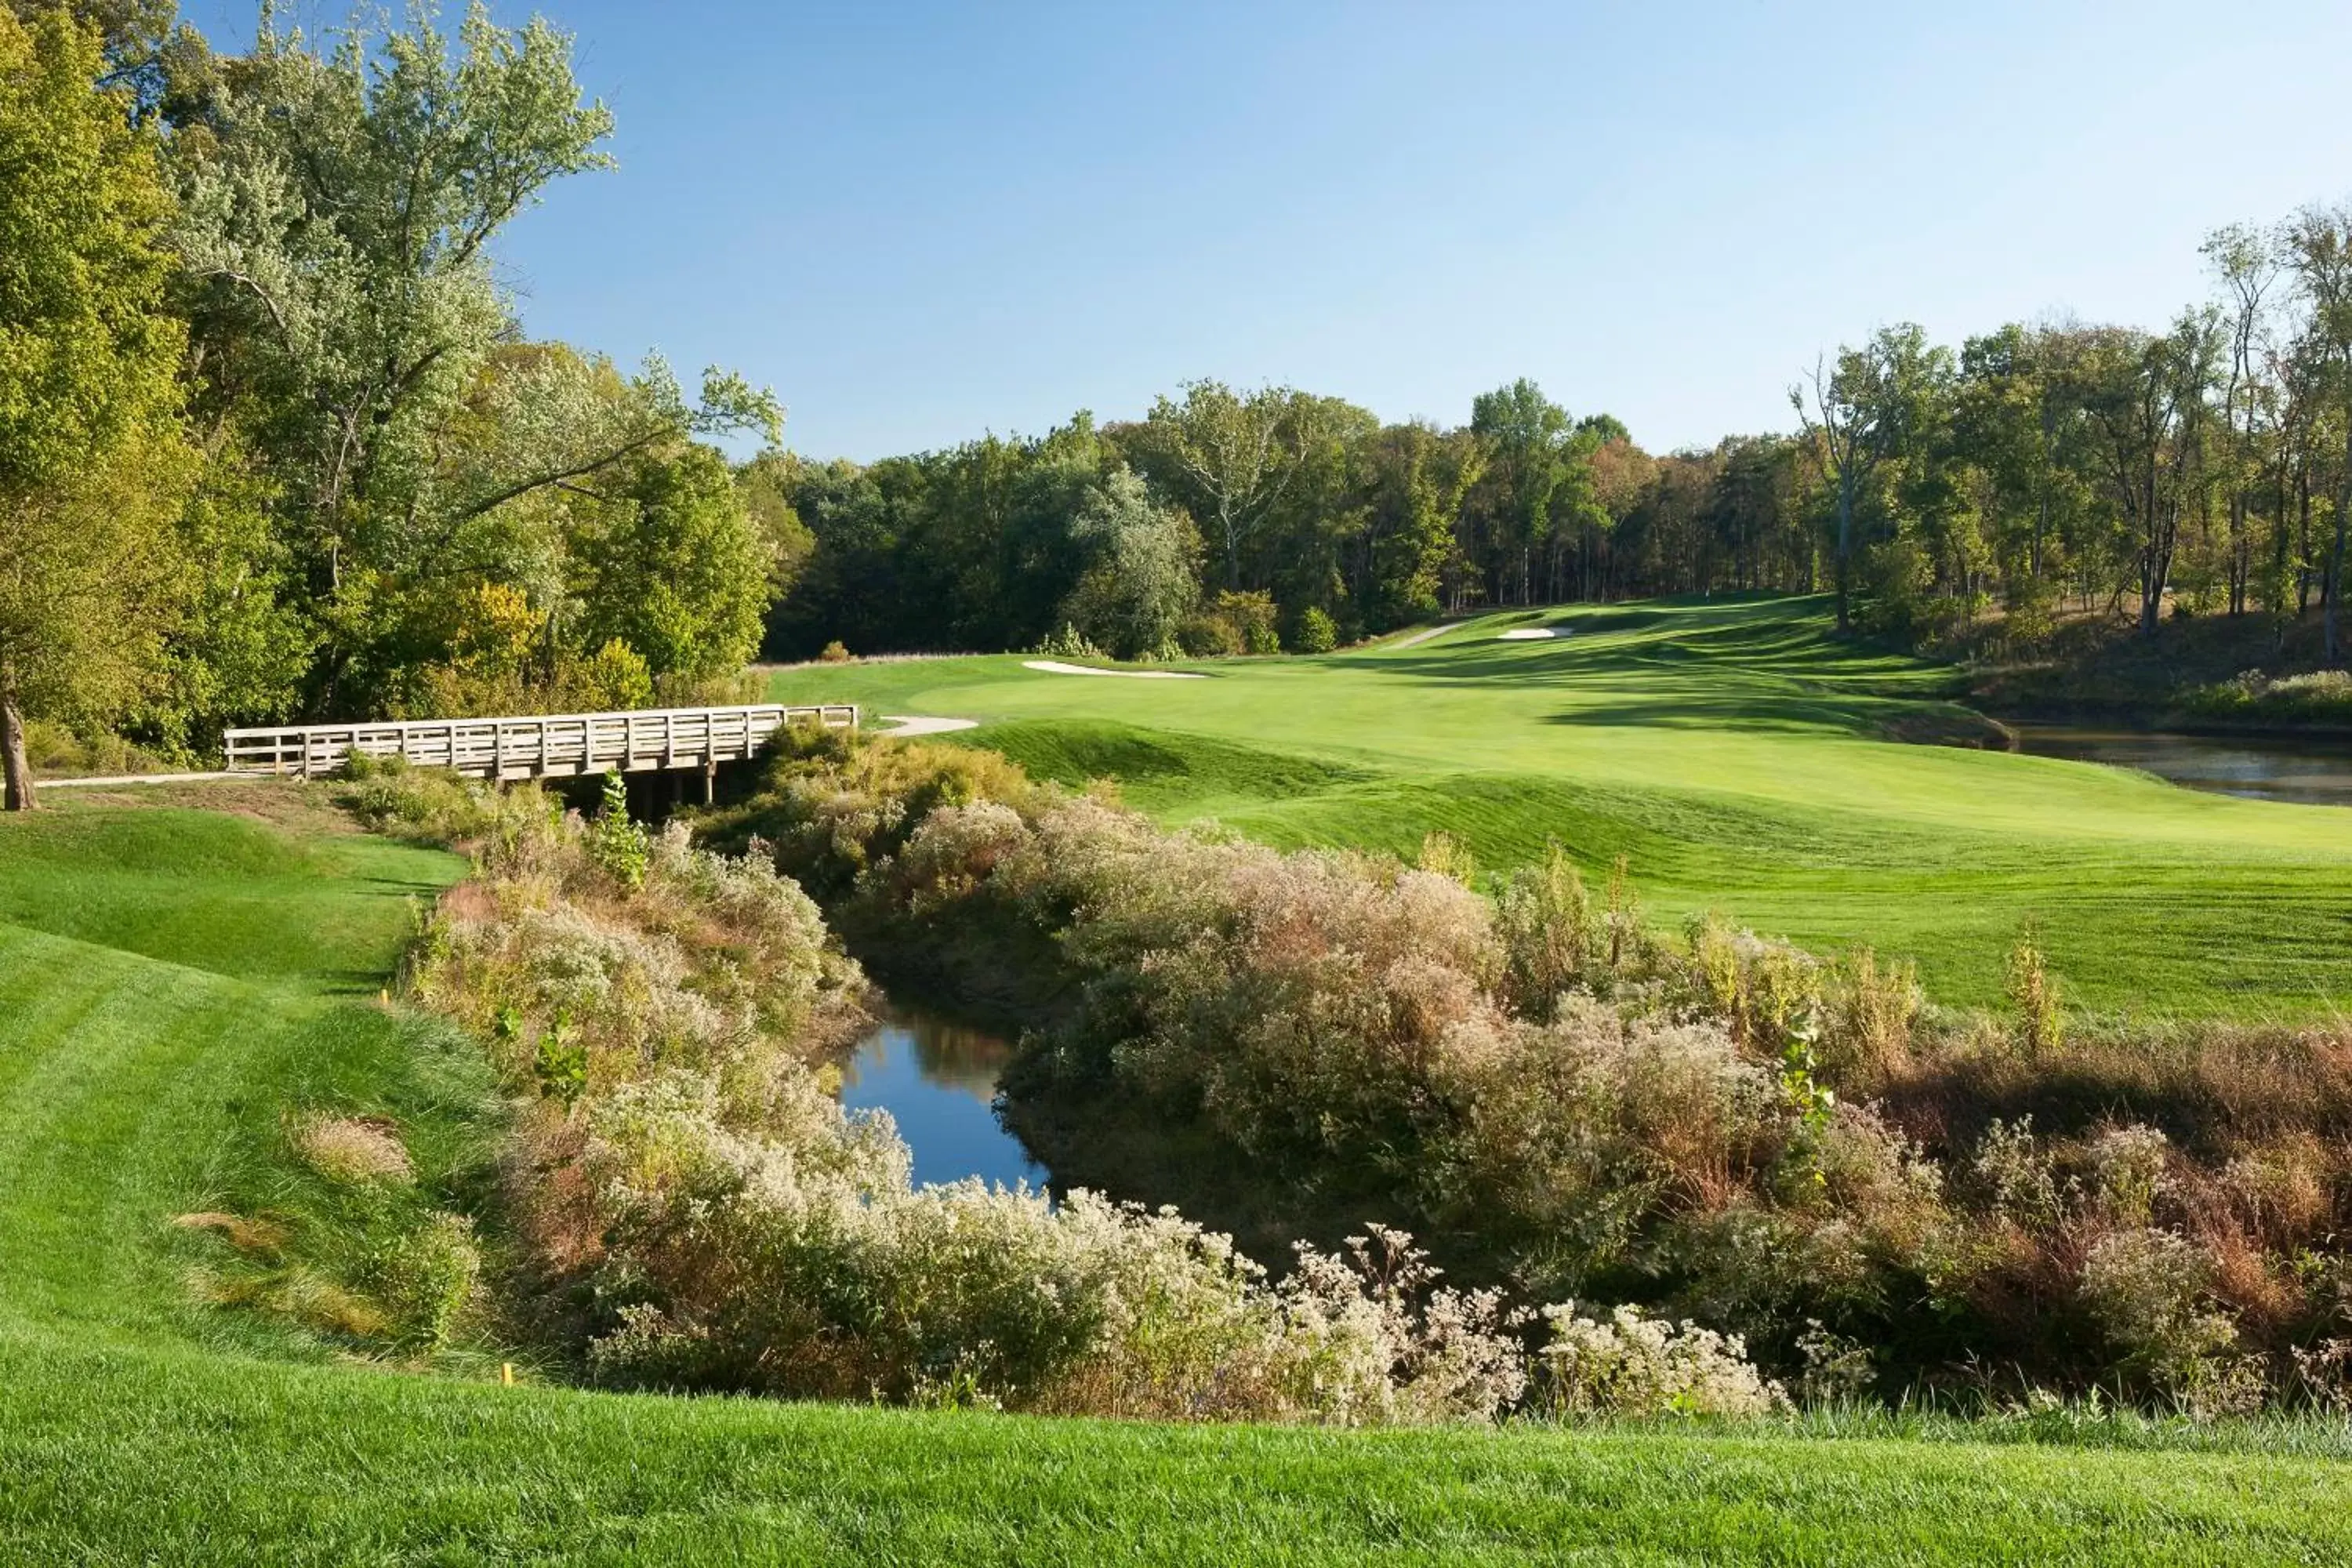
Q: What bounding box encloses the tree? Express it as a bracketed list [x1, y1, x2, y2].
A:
[1468, 379, 1571, 605]
[167, 5, 779, 714]
[0, 9, 193, 808]
[1356, 422, 1481, 628]
[1057, 467, 1199, 659]
[1134, 380, 1313, 589]
[169, 3, 616, 575]
[5, 0, 179, 113]
[2285, 204, 2352, 664]
[2203, 224, 2282, 618]
[568, 445, 774, 687]
[2074, 315, 2220, 638]
[1791, 325, 1951, 633]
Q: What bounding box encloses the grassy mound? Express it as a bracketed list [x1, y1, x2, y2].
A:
[4, 786, 2351, 1563]
[770, 596, 2352, 1017]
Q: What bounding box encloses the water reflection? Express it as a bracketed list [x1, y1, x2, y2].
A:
[838, 1007, 1047, 1190]
[2008, 724, 2352, 808]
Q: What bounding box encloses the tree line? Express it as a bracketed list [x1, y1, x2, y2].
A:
[771, 243, 2352, 668]
[7, 2, 2350, 813]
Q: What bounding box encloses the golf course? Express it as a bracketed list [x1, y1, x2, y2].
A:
[771, 596, 2352, 1018]
[2, 786, 2350, 1562]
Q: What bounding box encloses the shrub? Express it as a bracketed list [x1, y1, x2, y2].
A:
[1031, 623, 1105, 661]
[2086, 1124, 2172, 1227]
[818, 639, 851, 663]
[404, 764, 1569, 1425]
[1180, 590, 1280, 656]
[1495, 844, 1605, 1017]
[1175, 612, 1240, 657]
[339, 754, 565, 857]
[1294, 607, 1338, 654]
[587, 771, 649, 889]
[23, 718, 175, 778]
[364, 1212, 482, 1355]
[583, 1082, 1534, 1425]
[1532, 1302, 1788, 1418]
[1416, 829, 1477, 886]
[1972, 1117, 2060, 1229]
[2181, 668, 2352, 726]
[2078, 1228, 2252, 1411]
[2005, 923, 2065, 1057]
[567, 638, 656, 710]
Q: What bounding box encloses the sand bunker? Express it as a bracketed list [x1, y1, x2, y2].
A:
[1497, 628, 1560, 641]
[1023, 660, 1206, 679]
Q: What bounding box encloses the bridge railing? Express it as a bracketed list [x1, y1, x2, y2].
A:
[223, 702, 860, 780]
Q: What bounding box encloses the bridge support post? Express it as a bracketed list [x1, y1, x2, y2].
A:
[701, 757, 716, 806]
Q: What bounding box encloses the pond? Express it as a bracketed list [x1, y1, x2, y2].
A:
[838, 1007, 1047, 1190]
[2008, 724, 2352, 808]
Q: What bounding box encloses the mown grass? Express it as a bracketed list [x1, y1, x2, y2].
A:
[770, 595, 2352, 1018]
[5, 786, 2352, 1563]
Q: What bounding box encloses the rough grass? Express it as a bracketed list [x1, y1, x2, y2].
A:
[5, 789, 2352, 1563]
[769, 595, 2352, 1018]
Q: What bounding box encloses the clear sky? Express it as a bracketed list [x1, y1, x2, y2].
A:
[183, 1, 2352, 461]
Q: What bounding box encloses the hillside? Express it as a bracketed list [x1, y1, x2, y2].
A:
[769, 596, 2352, 1018]
[0, 786, 2347, 1561]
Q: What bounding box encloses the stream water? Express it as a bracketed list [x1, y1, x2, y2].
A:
[2006, 724, 2352, 808]
[838, 1007, 1047, 1189]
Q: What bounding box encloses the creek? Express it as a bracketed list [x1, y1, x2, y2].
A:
[838, 1006, 1047, 1189]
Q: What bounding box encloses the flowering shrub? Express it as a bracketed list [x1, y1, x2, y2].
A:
[2078, 1228, 2253, 1412]
[1533, 1302, 1788, 1417]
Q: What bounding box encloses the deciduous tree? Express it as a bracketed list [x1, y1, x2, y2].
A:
[0, 9, 192, 808]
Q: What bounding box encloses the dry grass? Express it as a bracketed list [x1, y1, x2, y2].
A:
[291, 1116, 415, 1185]
[172, 1210, 289, 1254]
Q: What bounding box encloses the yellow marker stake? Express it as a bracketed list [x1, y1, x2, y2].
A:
[500, 1363, 514, 1387]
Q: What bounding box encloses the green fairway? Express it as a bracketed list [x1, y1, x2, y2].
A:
[769, 596, 2352, 1017]
[6, 788, 2352, 1564]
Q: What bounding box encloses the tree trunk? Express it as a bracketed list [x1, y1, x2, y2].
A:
[2330, 419, 2351, 665]
[2299, 476, 2314, 615]
[1833, 479, 1854, 633]
[1, 659, 36, 813]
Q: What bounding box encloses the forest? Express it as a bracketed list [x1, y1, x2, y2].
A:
[8, 0, 2351, 813]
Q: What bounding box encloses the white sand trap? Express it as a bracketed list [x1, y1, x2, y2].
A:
[1497, 628, 1561, 641]
[877, 715, 978, 736]
[1022, 659, 1206, 679]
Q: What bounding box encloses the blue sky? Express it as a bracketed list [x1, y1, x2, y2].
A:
[185, 1, 2352, 461]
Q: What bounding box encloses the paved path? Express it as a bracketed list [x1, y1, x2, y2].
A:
[1378, 622, 1461, 651]
[877, 715, 979, 736]
[39, 771, 241, 789]
[1022, 660, 1205, 680]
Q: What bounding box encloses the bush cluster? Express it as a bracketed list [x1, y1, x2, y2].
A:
[2181, 668, 2352, 727]
[714, 730, 2352, 1414]
[394, 758, 1698, 1423]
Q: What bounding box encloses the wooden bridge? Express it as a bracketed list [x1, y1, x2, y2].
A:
[223, 702, 859, 793]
